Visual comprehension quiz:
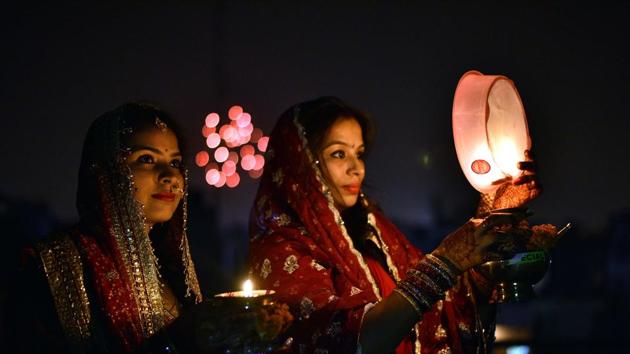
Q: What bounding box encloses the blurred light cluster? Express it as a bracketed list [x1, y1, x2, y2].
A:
[196, 105, 269, 188]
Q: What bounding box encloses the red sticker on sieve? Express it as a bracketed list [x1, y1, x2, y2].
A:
[471, 159, 491, 174]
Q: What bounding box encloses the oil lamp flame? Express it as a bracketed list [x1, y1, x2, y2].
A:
[242, 279, 254, 297]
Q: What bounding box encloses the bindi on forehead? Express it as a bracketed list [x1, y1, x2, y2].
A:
[322, 121, 364, 150]
[126, 127, 180, 154]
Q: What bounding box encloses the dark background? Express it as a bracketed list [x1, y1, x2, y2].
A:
[1, 1, 628, 352]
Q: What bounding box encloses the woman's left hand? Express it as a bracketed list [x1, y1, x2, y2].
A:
[488, 150, 542, 210]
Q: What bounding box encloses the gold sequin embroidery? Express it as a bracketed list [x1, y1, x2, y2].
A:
[260, 258, 272, 279]
[38, 234, 91, 344]
[283, 255, 299, 274]
[435, 324, 447, 339]
[437, 347, 452, 354]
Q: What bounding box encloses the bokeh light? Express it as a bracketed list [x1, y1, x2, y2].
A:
[222, 126, 237, 142]
[236, 112, 251, 127]
[202, 125, 214, 138]
[241, 154, 256, 171]
[240, 144, 255, 157]
[237, 133, 251, 146]
[214, 146, 229, 163]
[254, 154, 265, 170]
[228, 151, 239, 163]
[195, 151, 210, 167]
[222, 160, 236, 176]
[251, 128, 263, 143]
[218, 124, 228, 137]
[206, 133, 221, 149]
[205, 113, 220, 128]
[215, 172, 227, 188]
[205, 169, 220, 185]
[226, 172, 240, 188]
[199, 105, 267, 188]
[249, 168, 264, 179]
[228, 105, 243, 120]
[205, 162, 218, 173]
[257, 136, 269, 152]
[239, 123, 254, 137]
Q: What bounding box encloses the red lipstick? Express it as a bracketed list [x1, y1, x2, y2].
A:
[342, 184, 361, 194]
[152, 192, 176, 202]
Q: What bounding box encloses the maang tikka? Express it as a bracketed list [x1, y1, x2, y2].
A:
[154, 117, 168, 132]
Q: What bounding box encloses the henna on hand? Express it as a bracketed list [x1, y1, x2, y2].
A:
[432, 213, 526, 271]
[432, 221, 478, 272]
[491, 179, 541, 210]
[479, 150, 542, 211]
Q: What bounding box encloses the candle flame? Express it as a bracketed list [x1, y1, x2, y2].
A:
[493, 138, 521, 177]
[243, 279, 253, 297]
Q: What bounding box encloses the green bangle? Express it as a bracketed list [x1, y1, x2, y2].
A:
[392, 288, 424, 318]
[426, 253, 461, 279]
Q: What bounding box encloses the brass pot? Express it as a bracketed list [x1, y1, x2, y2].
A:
[476, 250, 550, 303]
[195, 290, 293, 353]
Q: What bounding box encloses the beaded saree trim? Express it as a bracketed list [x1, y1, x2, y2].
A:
[91, 115, 165, 338]
[367, 213, 401, 282]
[38, 233, 91, 344]
[179, 170, 202, 303]
[292, 108, 382, 301]
[100, 167, 165, 337]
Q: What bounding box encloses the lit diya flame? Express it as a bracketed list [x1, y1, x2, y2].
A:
[243, 279, 254, 297]
[213, 279, 275, 298]
[197, 105, 269, 188]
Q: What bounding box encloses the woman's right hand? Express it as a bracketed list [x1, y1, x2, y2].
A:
[431, 212, 527, 272]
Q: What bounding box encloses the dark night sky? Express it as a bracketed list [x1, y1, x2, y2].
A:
[1, 1, 628, 234]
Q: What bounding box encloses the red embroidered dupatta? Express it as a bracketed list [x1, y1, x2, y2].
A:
[32, 104, 202, 354]
[249, 104, 483, 353]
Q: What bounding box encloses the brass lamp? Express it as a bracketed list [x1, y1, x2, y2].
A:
[199, 280, 293, 353]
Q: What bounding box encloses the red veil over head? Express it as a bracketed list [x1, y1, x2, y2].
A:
[249, 100, 483, 353]
[38, 103, 202, 353]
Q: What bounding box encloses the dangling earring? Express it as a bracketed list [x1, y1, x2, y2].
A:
[361, 192, 369, 207]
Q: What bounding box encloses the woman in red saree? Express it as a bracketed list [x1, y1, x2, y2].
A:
[248, 97, 540, 353]
[9, 103, 204, 354]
